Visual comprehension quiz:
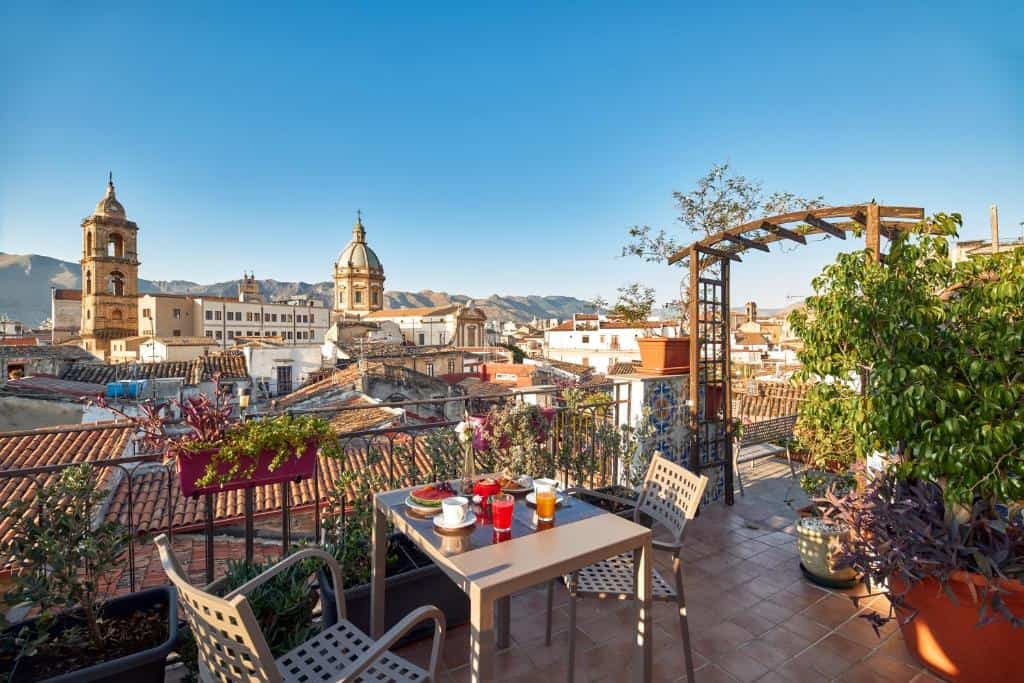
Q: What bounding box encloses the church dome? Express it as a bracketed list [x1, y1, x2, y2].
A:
[336, 214, 383, 271]
[94, 176, 126, 218]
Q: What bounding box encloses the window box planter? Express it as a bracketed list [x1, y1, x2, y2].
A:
[318, 534, 469, 646]
[636, 337, 690, 375]
[1, 586, 178, 683]
[177, 441, 318, 497]
[890, 572, 1024, 682]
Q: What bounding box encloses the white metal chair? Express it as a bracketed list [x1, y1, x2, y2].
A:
[545, 453, 708, 682]
[154, 534, 445, 682]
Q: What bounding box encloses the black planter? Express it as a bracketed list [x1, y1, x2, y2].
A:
[319, 536, 469, 645]
[2, 586, 178, 683]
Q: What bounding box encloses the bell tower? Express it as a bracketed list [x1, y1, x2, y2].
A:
[80, 174, 140, 359]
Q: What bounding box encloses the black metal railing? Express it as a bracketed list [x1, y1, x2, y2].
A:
[0, 382, 635, 593]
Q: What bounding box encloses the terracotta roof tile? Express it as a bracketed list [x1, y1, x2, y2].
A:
[274, 365, 364, 408]
[1, 376, 107, 399]
[60, 354, 248, 386]
[364, 305, 458, 318]
[0, 337, 41, 347]
[0, 423, 134, 568]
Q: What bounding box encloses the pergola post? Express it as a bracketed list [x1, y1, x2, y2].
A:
[721, 259, 734, 505]
[866, 202, 882, 263]
[687, 246, 700, 475]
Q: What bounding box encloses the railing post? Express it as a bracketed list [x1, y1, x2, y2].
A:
[280, 480, 290, 557]
[244, 486, 255, 563]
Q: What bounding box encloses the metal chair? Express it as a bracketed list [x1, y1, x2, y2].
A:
[545, 453, 708, 682]
[154, 534, 445, 682]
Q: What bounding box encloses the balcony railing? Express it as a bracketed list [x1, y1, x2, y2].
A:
[0, 382, 635, 593]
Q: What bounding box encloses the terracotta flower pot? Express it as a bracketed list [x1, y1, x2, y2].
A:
[890, 571, 1024, 682]
[177, 441, 318, 497]
[636, 337, 690, 375]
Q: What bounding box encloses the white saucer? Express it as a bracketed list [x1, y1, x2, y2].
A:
[525, 492, 564, 506]
[405, 496, 442, 516]
[433, 511, 477, 531]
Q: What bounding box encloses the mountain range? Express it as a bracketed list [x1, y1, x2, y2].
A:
[0, 253, 599, 326]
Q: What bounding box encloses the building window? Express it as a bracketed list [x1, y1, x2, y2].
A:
[355, 291, 363, 304]
[418, 333, 425, 345]
[372, 290, 379, 306]
[215, 330, 222, 339]
[216, 310, 223, 320]
[173, 308, 181, 319]
[228, 330, 234, 338]
[425, 362, 434, 376]
[142, 308, 151, 319]
[448, 359, 455, 374]
[173, 329, 181, 337]
[206, 330, 213, 337]
[245, 312, 252, 322]
[264, 313, 270, 322]
[85, 271, 92, 294]
[581, 335, 590, 344]
[107, 271, 125, 296]
[107, 233, 124, 258]
[271, 313, 277, 322]
[309, 313, 314, 323]
[205, 310, 213, 321]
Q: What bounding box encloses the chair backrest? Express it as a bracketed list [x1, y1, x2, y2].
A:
[154, 534, 281, 683]
[634, 453, 708, 544]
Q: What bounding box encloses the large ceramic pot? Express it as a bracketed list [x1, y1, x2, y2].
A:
[1, 586, 178, 682]
[177, 441, 318, 497]
[636, 337, 690, 375]
[889, 572, 1024, 682]
[796, 516, 857, 588]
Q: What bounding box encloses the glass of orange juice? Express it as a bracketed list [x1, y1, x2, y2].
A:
[534, 478, 558, 522]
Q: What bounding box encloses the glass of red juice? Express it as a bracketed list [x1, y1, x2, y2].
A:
[492, 494, 514, 532]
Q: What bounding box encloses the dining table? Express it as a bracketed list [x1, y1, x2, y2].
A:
[371, 480, 654, 682]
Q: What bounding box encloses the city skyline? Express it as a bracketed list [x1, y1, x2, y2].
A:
[2, 2, 1021, 308]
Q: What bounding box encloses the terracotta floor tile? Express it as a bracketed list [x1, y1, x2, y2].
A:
[839, 652, 921, 683]
[691, 619, 757, 658]
[749, 598, 797, 625]
[769, 656, 830, 683]
[798, 593, 860, 629]
[693, 663, 741, 682]
[519, 625, 596, 671]
[833, 610, 897, 648]
[776, 613, 831, 643]
[712, 650, 772, 682]
[873, 633, 921, 668]
[726, 609, 778, 638]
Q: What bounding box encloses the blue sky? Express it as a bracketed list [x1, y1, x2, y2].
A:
[1, 2, 1021, 309]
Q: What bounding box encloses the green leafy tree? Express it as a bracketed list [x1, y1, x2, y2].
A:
[790, 213, 1024, 506]
[1, 465, 128, 651]
[793, 382, 859, 469]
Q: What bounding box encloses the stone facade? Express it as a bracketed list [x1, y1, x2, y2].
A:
[79, 178, 140, 359]
[333, 213, 385, 318]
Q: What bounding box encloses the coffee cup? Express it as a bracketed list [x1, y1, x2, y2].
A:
[441, 496, 469, 526]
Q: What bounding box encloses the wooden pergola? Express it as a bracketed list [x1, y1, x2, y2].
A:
[665, 203, 926, 505]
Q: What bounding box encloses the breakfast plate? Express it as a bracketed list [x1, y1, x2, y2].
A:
[433, 511, 477, 531]
[404, 496, 442, 516]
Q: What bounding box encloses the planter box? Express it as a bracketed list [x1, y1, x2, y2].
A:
[637, 337, 690, 375]
[2, 586, 178, 683]
[319, 535, 469, 646]
[177, 441, 318, 497]
[891, 572, 1024, 682]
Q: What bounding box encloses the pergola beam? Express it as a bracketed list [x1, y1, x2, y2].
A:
[693, 244, 742, 262]
[802, 214, 847, 239]
[720, 233, 770, 252]
[760, 221, 806, 244]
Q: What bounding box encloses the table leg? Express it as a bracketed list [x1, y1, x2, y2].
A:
[470, 589, 495, 682]
[371, 498, 387, 638]
[634, 540, 653, 683]
[496, 596, 511, 650]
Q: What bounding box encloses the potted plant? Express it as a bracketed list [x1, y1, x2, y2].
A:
[316, 464, 469, 643]
[790, 213, 1024, 681]
[613, 283, 689, 375]
[794, 471, 857, 588]
[0, 465, 178, 682]
[482, 402, 555, 479]
[105, 380, 341, 497]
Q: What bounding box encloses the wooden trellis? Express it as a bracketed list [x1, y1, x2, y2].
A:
[666, 203, 927, 505]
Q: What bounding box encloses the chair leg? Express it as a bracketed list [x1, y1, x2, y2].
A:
[786, 442, 797, 479]
[674, 556, 696, 683]
[567, 575, 578, 683]
[732, 439, 744, 497]
[545, 579, 555, 646]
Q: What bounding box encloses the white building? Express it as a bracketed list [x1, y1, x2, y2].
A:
[544, 314, 679, 375]
[364, 305, 487, 347]
[238, 340, 326, 396]
[139, 336, 220, 363]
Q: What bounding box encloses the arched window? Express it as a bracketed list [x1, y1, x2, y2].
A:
[108, 271, 125, 296]
[111, 309, 123, 322]
[107, 233, 124, 258]
[85, 271, 93, 294]
[87, 231, 93, 254]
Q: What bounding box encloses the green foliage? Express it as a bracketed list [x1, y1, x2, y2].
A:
[610, 284, 655, 333]
[497, 343, 526, 364]
[798, 470, 856, 516]
[485, 403, 553, 477]
[791, 213, 1024, 506]
[189, 414, 342, 488]
[1, 465, 128, 652]
[215, 554, 320, 657]
[793, 383, 858, 469]
[321, 470, 398, 587]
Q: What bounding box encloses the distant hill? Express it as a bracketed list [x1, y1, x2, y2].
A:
[0, 253, 598, 326]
